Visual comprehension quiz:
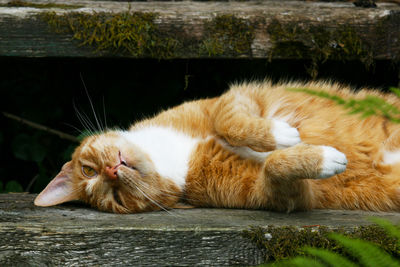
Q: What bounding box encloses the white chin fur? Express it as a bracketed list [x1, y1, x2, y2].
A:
[120, 126, 200, 188]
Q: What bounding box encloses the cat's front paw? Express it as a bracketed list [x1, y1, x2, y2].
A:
[271, 119, 301, 149]
[318, 146, 347, 179]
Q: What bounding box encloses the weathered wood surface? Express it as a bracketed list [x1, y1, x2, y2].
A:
[1, 194, 400, 266]
[0, 0, 399, 59]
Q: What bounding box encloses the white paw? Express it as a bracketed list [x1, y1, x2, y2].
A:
[271, 119, 301, 149]
[318, 146, 347, 179]
[382, 150, 400, 165]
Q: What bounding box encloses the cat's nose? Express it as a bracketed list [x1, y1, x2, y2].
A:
[105, 166, 118, 180]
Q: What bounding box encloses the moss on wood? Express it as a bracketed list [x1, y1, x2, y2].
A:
[267, 19, 374, 78]
[243, 224, 400, 263]
[200, 14, 255, 57]
[40, 11, 255, 58]
[36, 6, 398, 63]
[40, 11, 178, 59]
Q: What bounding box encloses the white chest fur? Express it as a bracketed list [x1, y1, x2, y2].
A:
[121, 126, 199, 188]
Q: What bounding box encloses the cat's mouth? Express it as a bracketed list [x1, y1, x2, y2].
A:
[106, 151, 138, 180]
[113, 189, 124, 207]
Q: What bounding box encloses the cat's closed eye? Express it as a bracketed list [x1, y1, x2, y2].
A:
[82, 166, 97, 178]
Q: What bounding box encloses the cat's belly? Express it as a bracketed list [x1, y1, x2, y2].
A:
[185, 138, 265, 208]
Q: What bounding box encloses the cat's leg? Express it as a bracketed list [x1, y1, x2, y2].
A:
[212, 92, 301, 152]
[257, 143, 347, 211]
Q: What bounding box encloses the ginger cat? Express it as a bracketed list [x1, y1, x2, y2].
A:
[34, 80, 400, 213]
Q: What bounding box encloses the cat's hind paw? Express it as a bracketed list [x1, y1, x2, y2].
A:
[318, 146, 347, 179]
[271, 119, 301, 149]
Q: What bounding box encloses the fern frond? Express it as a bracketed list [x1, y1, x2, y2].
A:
[370, 218, 400, 245]
[287, 87, 400, 124]
[329, 233, 399, 267]
[270, 257, 326, 267]
[303, 247, 357, 267]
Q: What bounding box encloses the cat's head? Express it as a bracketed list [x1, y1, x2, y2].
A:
[34, 131, 181, 213]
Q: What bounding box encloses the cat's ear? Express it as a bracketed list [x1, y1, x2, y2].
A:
[34, 161, 79, 207]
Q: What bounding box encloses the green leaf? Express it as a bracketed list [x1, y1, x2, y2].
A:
[11, 134, 46, 163]
[390, 87, 400, 99]
[5, 180, 24, 193]
[329, 233, 399, 267]
[304, 247, 357, 267]
[271, 257, 326, 267]
[370, 218, 400, 245]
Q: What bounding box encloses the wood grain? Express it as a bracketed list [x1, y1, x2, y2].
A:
[2, 193, 400, 265]
[0, 0, 399, 59]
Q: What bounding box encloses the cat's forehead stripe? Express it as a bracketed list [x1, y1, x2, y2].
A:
[81, 135, 110, 155]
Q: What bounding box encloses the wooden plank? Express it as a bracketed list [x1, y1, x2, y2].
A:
[0, 0, 399, 59]
[2, 193, 400, 265]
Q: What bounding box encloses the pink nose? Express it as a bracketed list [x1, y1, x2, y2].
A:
[105, 166, 118, 180]
[105, 151, 126, 180]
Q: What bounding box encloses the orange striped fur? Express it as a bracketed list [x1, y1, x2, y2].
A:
[35, 80, 400, 213]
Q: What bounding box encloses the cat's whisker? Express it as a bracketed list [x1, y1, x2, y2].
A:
[127, 178, 182, 217]
[135, 179, 199, 203]
[133, 182, 176, 216]
[135, 179, 180, 199]
[73, 102, 96, 136]
[63, 122, 85, 136]
[102, 95, 108, 130]
[79, 108, 97, 134]
[80, 73, 104, 132]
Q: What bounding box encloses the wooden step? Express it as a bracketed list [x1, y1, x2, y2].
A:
[0, 0, 399, 59]
[1, 193, 400, 265]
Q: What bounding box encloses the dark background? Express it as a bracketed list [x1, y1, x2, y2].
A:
[0, 57, 399, 193]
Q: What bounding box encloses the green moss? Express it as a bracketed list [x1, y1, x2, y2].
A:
[40, 12, 255, 58]
[2, 0, 83, 9]
[200, 14, 255, 57]
[267, 19, 373, 78]
[40, 11, 178, 59]
[243, 224, 400, 263]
